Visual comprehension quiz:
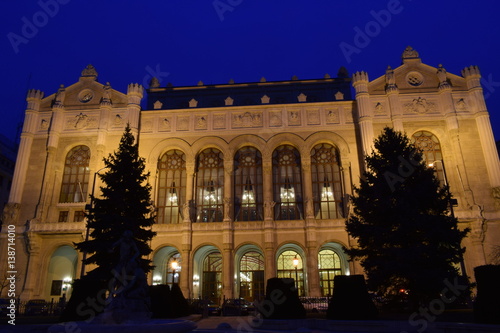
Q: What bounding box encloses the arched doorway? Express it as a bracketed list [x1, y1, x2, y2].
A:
[46, 245, 78, 300]
[152, 246, 181, 287]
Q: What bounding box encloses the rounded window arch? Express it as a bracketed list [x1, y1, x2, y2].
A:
[234, 147, 263, 221]
[195, 148, 224, 222]
[157, 149, 186, 224]
[59, 145, 90, 203]
[202, 251, 223, 302]
[411, 131, 445, 185]
[152, 246, 182, 286]
[311, 143, 343, 219]
[277, 249, 304, 296]
[272, 145, 303, 220]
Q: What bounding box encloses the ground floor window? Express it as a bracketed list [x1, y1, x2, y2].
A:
[239, 251, 265, 301]
[203, 252, 223, 303]
[318, 249, 342, 296]
[277, 250, 304, 296]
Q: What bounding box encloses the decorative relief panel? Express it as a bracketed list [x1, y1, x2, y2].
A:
[306, 109, 320, 125]
[142, 119, 153, 132]
[232, 111, 262, 128]
[65, 113, 98, 130]
[288, 110, 301, 126]
[325, 109, 339, 124]
[177, 115, 190, 131]
[213, 114, 226, 129]
[374, 102, 386, 115]
[269, 110, 282, 127]
[40, 118, 50, 131]
[344, 107, 354, 123]
[195, 115, 208, 130]
[455, 98, 468, 111]
[159, 117, 172, 131]
[113, 114, 125, 126]
[403, 97, 437, 114]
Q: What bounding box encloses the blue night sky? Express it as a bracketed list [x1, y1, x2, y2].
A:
[1, 1, 499, 144]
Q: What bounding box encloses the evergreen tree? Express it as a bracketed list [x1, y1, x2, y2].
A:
[345, 127, 469, 307]
[76, 124, 156, 282]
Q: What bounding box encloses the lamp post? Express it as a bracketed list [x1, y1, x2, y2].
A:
[171, 257, 178, 285]
[429, 160, 466, 277]
[292, 255, 299, 295]
[81, 167, 107, 278]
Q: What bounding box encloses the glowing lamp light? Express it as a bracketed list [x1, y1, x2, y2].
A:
[292, 255, 299, 268]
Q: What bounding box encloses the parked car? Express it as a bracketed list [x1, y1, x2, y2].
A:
[222, 298, 254, 316]
[189, 299, 221, 316]
[25, 299, 48, 315]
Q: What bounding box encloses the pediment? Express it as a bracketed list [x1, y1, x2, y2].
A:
[368, 51, 467, 95]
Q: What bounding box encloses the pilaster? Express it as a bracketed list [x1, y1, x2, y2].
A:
[385, 66, 404, 132]
[352, 71, 374, 157]
[127, 83, 143, 136]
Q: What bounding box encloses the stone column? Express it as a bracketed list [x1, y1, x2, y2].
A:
[179, 247, 191, 298]
[462, 66, 500, 189]
[352, 71, 374, 157]
[385, 66, 404, 132]
[184, 162, 195, 222]
[222, 247, 234, 299]
[223, 159, 233, 221]
[306, 246, 320, 297]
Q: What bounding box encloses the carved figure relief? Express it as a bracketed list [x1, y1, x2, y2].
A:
[196, 116, 208, 130]
[40, 119, 49, 130]
[177, 116, 189, 131]
[114, 114, 124, 126]
[160, 117, 171, 131]
[288, 110, 301, 125]
[269, 111, 282, 127]
[374, 102, 386, 114]
[214, 114, 226, 129]
[456, 98, 467, 111]
[404, 97, 436, 114]
[232, 112, 262, 128]
[307, 109, 320, 125]
[326, 109, 339, 124]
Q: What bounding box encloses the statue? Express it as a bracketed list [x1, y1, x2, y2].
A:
[264, 201, 276, 220]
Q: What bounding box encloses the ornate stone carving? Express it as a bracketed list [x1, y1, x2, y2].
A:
[404, 97, 437, 114]
[142, 119, 153, 132]
[223, 197, 232, 221]
[326, 109, 339, 124]
[402, 46, 419, 59]
[225, 97, 234, 106]
[177, 116, 189, 131]
[153, 100, 163, 109]
[456, 98, 467, 111]
[261, 95, 270, 104]
[195, 116, 207, 130]
[264, 201, 276, 220]
[374, 102, 386, 114]
[114, 114, 124, 126]
[334, 91, 344, 100]
[101, 82, 112, 106]
[269, 111, 282, 127]
[232, 112, 262, 128]
[54, 85, 66, 108]
[2, 203, 20, 224]
[159, 117, 171, 131]
[297, 93, 307, 102]
[344, 107, 354, 123]
[72, 113, 89, 129]
[214, 114, 226, 129]
[149, 77, 160, 88]
[307, 109, 320, 125]
[288, 110, 301, 125]
[81, 64, 98, 78]
[40, 119, 49, 130]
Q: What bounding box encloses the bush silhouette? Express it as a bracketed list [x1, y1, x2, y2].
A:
[327, 275, 378, 320]
[474, 265, 500, 324]
[258, 277, 305, 319]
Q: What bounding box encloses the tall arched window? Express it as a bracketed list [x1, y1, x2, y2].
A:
[157, 150, 186, 224]
[273, 145, 303, 220]
[202, 252, 222, 303]
[311, 143, 343, 219]
[196, 148, 224, 222]
[318, 249, 342, 296]
[277, 250, 304, 296]
[234, 147, 263, 221]
[412, 131, 444, 184]
[59, 145, 90, 203]
[239, 251, 265, 301]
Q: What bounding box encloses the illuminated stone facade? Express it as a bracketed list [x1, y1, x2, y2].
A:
[1, 47, 500, 302]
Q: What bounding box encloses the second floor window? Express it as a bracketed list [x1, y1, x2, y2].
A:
[196, 148, 224, 222]
[234, 147, 263, 221]
[59, 145, 90, 203]
[273, 145, 303, 220]
[157, 150, 186, 224]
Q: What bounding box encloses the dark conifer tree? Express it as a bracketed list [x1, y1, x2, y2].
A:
[76, 124, 156, 282]
[345, 127, 468, 306]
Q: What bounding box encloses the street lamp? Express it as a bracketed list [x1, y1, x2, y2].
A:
[171, 257, 178, 285]
[81, 167, 107, 278]
[292, 255, 299, 294]
[429, 160, 466, 277]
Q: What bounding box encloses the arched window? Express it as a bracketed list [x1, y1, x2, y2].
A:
[234, 147, 263, 221]
[157, 150, 186, 224]
[196, 148, 224, 222]
[59, 145, 90, 203]
[273, 145, 303, 220]
[202, 252, 223, 303]
[318, 249, 342, 296]
[311, 143, 343, 219]
[277, 250, 304, 296]
[412, 131, 445, 184]
[239, 251, 265, 301]
[46, 245, 77, 298]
